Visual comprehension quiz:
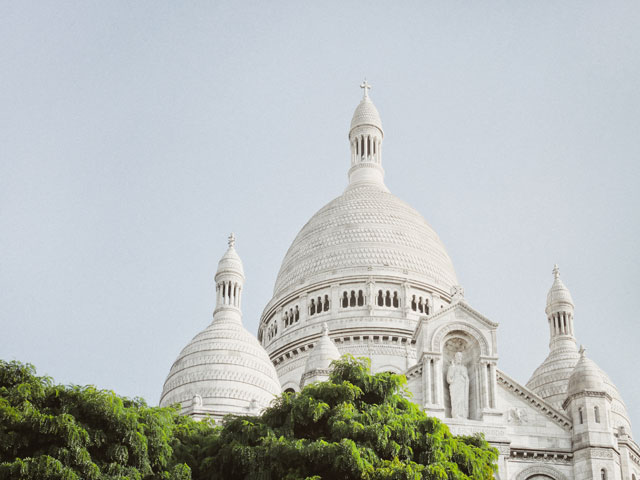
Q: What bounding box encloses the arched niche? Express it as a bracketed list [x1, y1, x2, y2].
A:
[431, 322, 490, 356]
[441, 330, 483, 420]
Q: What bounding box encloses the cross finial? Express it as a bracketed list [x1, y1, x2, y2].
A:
[228, 232, 235, 248]
[579, 345, 586, 357]
[360, 79, 371, 98]
[552, 264, 560, 279]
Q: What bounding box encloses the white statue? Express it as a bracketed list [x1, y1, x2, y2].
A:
[447, 352, 469, 419]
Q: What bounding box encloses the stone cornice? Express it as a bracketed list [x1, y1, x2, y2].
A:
[562, 390, 612, 410]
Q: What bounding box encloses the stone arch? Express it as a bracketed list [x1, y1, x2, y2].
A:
[515, 465, 569, 480]
[430, 322, 490, 356]
[281, 382, 298, 393]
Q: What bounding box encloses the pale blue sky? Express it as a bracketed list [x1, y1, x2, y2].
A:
[1, 1, 639, 427]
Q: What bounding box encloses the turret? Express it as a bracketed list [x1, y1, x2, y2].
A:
[347, 80, 387, 189]
[563, 348, 618, 480]
[300, 323, 341, 389]
[546, 264, 576, 350]
[214, 233, 245, 318]
[526, 265, 581, 409]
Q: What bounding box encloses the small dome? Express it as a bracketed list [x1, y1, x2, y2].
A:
[304, 323, 341, 373]
[350, 96, 383, 135]
[546, 264, 573, 314]
[216, 233, 244, 279]
[567, 349, 605, 397]
[159, 314, 281, 418]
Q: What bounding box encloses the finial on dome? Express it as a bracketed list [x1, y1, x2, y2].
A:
[322, 322, 329, 336]
[579, 345, 586, 357]
[552, 264, 560, 279]
[228, 232, 236, 248]
[360, 79, 371, 99]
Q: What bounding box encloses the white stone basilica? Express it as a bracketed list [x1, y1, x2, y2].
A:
[160, 84, 639, 480]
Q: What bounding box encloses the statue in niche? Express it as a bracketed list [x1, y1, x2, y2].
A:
[447, 352, 469, 419]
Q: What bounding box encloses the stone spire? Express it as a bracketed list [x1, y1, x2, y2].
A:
[348, 80, 386, 189]
[214, 233, 245, 317]
[545, 264, 576, 349]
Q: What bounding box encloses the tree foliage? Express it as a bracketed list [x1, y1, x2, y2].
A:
[0, 360, 195, 480]
[187, 356, 498, 480]
[1, 357, 498, 480]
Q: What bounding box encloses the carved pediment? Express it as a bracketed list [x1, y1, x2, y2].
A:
[497, 369, 572, 431]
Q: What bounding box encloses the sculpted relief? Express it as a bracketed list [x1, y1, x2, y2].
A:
[447, 352, 469, 419]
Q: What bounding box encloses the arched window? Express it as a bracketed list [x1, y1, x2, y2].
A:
[411, 295, 417, 311]
[579, 407, 584, 424]
[631, 474, 636, 480]
[600, 468, 607, 480]
[294, 306, 299, 321]
[342, 292, 348, 308]
[284, 388, 295, 394]
[392, 291, 399, 308]
[377, 290, 384, 306]
[324, 295, 330, 311]
[310, 299, 316, 316]
[357, 290, 364, 306]
[594, 406, 600, 423]
[385, 290, 391, 307]
[350, 290, 356, 307]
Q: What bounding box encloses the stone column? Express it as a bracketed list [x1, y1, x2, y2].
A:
[298, 294, 307, 322]
[422, 356, 432, 405]
[367, 278, 375, 312]
[481, 360, 490, 409]
[330, 284, 340, 314]
[434, 357, 444, 406]
[489, 362, 497, 409]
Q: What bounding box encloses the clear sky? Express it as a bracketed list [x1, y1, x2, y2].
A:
[1, 1, 639, 429]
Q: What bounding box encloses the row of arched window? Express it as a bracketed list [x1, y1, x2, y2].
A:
[309, 295, 330, 316]
[351, 134, 381, 163]
[411, 295, 430, 314]
[262, 288, 435, 344]
[216, 280, 242, 308]
[578, 405, 602, 424]
[550, 311, 573, 336]
[377, 290, 400, 308]
[266, 321, 278, 341]
[342, 290, 365, 308]
[283, 306, 300, 327]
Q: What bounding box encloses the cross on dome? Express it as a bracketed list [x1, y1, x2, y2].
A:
[228, 232, 236, 248]
[360, 79, 371, 98]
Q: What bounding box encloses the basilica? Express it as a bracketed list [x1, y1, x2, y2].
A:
[159, 84, 639, 480]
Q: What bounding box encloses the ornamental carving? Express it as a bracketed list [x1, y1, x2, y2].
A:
[507, 407, 529, 425]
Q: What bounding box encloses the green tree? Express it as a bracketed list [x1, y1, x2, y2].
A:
[190, 356, 498, 480]
[0, 360, 194, 480]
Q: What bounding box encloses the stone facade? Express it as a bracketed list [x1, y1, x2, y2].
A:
[162, 85, 639, 479]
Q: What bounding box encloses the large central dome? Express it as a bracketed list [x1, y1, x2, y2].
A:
[273, 182, 458, 296]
